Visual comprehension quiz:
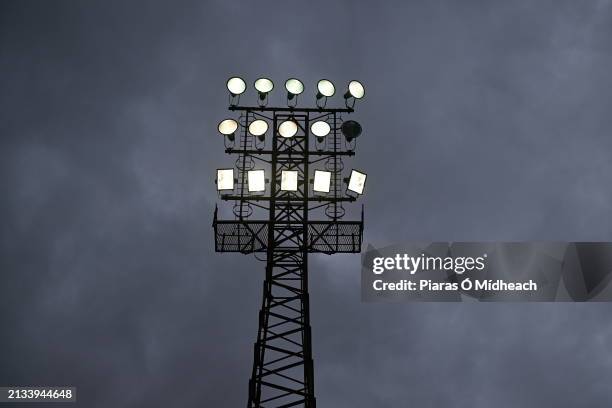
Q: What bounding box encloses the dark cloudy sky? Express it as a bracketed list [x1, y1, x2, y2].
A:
[2, 1, 612, 407]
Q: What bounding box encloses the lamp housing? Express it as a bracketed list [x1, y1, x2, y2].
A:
[285, 78, 304, 100]
[313, 170, 331, 193]
[226, 77, 246, 96]
[281, 170, 298, 191]
[247, 170, 266, 192]
[248, 120, 268, 142]
[316, 79, 335, 99]
[341, 120, 362, 142]
[216, 168, 235, 191]
[279, 120, 298, 138]
[347, 169, 367, 195]
[311, 121, 330, 137]
[218, 119, 238, 141]
[254, 78, 274, 100]
[344, 80, 365, 99]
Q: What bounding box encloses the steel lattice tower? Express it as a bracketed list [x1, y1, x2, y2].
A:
[213, 82, 365, 407]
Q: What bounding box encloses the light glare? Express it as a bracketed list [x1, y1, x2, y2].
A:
[348, 170, 367, 195]
[248, 170, 266, 192]
[281, 170, 298, 191]
[313, 170, 331, 193]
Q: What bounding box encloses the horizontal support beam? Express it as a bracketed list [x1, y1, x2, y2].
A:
[225, 148, 355, 156]
[214, 219, 362, 225]
[221, 195, 356, 203]
[229, 105, 353, 113]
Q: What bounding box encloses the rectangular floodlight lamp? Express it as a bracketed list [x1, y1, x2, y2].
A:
[248, 170, 266, 192]
[313, 170, 331, 193]
[348, 170, 367, 195]
[281, 170, 298, 191]
[216, 168, 234, 191]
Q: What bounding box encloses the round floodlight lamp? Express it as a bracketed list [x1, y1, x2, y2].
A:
[248, 120, 268, 138]
[278, 120, 298, 138]
[345, 80, 365, 99]
[311, 121, 331, 138]
[227, 77, 246, 96]
[341, 120, 362, 142]
[218, 119, 238, 135]
[285, 78, 304, 98]
[316, 79, 335, 99]
[254, 78, 274, 97]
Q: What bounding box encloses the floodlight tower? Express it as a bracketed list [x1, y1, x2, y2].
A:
[213, 76, 367, 407]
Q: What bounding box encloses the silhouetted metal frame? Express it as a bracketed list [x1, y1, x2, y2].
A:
[213, 105, 364, 407]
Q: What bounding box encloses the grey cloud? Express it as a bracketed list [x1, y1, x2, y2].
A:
[1, 1, 612, 407]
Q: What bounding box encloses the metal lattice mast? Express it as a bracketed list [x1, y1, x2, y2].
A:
[214, 79, 365, 407]
[248, 112, 315, 406]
